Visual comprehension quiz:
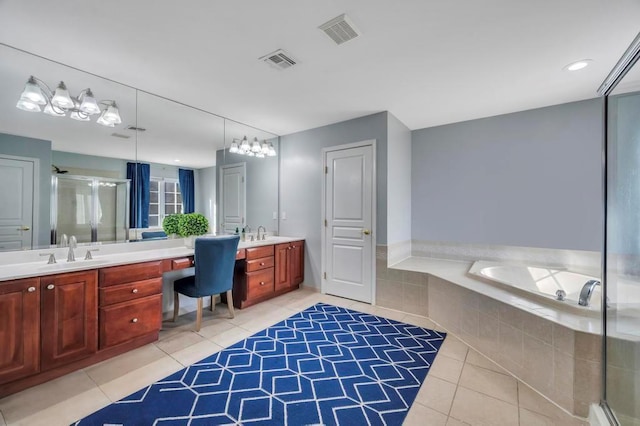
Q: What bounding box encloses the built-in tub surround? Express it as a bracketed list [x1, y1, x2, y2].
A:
[469, 261, 602, 312]
[376, 244, 603, 418]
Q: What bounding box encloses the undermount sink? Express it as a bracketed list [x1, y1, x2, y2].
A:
[36, 259, 109, 272]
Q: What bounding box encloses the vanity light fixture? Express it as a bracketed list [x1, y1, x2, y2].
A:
[229, 136, 277, 158]
[16, 75, 122, 127]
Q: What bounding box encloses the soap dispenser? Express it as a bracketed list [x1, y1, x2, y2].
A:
[241, 227, 246, 241]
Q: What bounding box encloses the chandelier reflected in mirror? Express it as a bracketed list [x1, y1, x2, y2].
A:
[16, 75, 122, 127]
[229, 136, 276, 158]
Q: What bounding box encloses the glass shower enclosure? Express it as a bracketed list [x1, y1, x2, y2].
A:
[51, 175, 130, 245]
[600, 32, 640, 426]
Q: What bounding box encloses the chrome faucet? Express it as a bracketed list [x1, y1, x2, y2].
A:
[60, 233, 68, 247]
[67, 235, 77, 262]
[578, 279, 600, 307]
[257, 226, 266, 240]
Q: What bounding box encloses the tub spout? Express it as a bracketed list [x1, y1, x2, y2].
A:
[578, 279, 600, 307]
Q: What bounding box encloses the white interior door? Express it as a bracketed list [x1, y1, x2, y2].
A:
[0, 157, 34, 251]
[324, 144, 374, 303]
[220, 163, 245, 234]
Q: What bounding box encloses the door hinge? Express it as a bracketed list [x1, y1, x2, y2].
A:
[325, 166, 328, 174]
[323, 272, 327, 279]
[324, 219, 327, 227]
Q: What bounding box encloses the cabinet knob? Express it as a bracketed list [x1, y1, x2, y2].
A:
[260, 281, 265, 286]
[27, 286, 36, 293]
[132, 288, 139, 294]
[288, 247, 292, 250]
[260, 262, 265, 266]
[131, 318, 138, 323]
[46, 284, 55, 290]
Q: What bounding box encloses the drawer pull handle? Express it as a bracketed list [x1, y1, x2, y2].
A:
[131, 318, 138, 323]
[132, 288, 139, 294]
[27, 286, 36, 293]
[260, 281, 265, 286]
[46, 284, 55, 290]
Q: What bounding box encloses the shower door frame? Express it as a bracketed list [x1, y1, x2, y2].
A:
[51, 174, 131, 245]
[597, 32, 640, 426]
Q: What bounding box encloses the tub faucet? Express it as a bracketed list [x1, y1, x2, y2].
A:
[578, 279, 600, 307]
[67, 235, 77, 262]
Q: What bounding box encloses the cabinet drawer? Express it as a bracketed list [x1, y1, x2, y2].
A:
[246, 268, 274, 299]
[236, 249, 246, 260]
[246, 245, 274, 260]
[99, 278, 162, 306]
[99, 294, 162, 349]
[246, 256, 274, 272]
[99, 261, 164, 287]
[171, 257, 194, 270]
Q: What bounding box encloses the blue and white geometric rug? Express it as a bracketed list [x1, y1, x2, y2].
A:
[75, 303, 446, 425]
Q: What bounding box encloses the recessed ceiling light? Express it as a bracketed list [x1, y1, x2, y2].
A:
[174, 159, 180, 162]
[564, 59, 593, 71]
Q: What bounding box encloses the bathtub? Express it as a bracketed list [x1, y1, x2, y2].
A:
[468, 260, 601, 312]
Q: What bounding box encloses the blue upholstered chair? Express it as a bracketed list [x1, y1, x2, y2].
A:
[172, 235, 240, 331]
[141, 231, 167, 240]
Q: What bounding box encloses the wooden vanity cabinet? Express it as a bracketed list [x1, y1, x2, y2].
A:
[0, 278, 40, 384]
[275, 241, 304, 291]
[40, 271, 98, 371]
[98, 261, 164, 350]
[232, 241, 304, 309]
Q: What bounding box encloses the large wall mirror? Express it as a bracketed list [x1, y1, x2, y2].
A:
[0, 44, 137, 251]
[0, 43, 281, 252]
[217, 120, 279, 236]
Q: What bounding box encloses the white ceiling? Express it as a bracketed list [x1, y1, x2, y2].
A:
[1, 0, 639, 137]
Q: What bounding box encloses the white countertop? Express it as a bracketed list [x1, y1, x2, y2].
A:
[0, 236, 304, 283]
[390, 256, 602, 334]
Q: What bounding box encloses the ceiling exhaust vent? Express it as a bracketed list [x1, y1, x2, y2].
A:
[111, 132, 131, 139]
[259, 49, 297, 70]
[319, 14, 360, 45]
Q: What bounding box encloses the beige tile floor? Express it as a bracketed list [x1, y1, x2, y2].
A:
[0, 287, 588, 426]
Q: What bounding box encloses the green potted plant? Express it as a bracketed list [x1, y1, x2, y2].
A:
[162, 214, 182, 238]
[177, 213, 209, 247]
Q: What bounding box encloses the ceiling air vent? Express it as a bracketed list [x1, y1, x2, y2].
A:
[318, 14, 360, 45]
[259, 49, 297, 70]
[111, 132, 131, 139]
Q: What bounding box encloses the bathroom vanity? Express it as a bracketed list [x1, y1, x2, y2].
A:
[0, 237, 304, 398]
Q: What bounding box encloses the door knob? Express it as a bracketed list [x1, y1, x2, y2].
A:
[363, 229, 371, 235]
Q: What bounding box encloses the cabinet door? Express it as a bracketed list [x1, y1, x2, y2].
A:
[274, 243, 291, 291]
[290, 241, 304, 286]
[0, 278, 40, 384]
[41, 271, 97, 371]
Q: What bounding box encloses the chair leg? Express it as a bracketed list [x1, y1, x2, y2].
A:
[210, 295, 215, 312]
[226, 289, 235, 319]
[196, 298, 203, 332]
[173, 291, 180, 322]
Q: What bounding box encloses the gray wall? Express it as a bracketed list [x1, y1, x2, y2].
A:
[387, 112, 412, 245]
[279, 112, 388, 288]
[52, 151, 127, 178]
[196, 165, 216, 232]
[411, 99, 603, 251]
[0, 132, 51, 248]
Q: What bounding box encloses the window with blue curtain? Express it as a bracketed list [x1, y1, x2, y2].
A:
[178, 168, 195, 213]
[126, 162, 151, 228]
